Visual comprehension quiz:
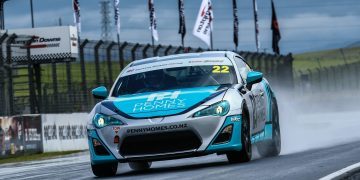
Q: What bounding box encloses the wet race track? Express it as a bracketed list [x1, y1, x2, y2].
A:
[1, 141, 360, 180]
[1, 109, 360, 180]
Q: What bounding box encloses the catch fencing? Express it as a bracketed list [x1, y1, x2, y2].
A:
[0, 37, 294, 116]
[295, 61, 360, 95]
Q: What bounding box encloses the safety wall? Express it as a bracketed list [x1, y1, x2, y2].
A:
[41, 113, 89, 152]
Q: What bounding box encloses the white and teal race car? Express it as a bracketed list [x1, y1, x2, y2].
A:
[87, 51, 281, 177]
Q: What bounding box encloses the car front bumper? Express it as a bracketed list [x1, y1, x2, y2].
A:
[88, 114, 243, 164]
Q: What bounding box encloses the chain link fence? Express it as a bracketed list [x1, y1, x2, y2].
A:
[0, 38, 294, 116]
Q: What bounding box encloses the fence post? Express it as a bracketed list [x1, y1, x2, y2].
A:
[131, 43, 139, 61]
[316, 68, 322, 92]
[330, 66, 337, 91]
[164, 45, 172, 55]
[42, 85, 48, 113]
[175, 46, 183, 54]
[119, 41, 128, 69]
[357, 62, 360, 89]
[79, 39, 89, 108]
[307, 69, 313, 94]
[285, 53, 294, 89]
[65, 61, 72, 111]
[0, 33, 8, 115]
[51, 62, 58, 111]
[6, 34, 16, 115]
[323, 67, 330, 91]
[154, 44, 162, 56]
[25, 38, 37, 114]
[94, 40, 104, 86]
[142, 44, 151, 58]
[264, 55, 271, 76]
[106, 42, 116, 85]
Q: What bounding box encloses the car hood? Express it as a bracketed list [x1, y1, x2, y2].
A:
[103, 86, 225, 118]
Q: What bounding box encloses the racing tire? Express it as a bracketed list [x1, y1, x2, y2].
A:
[129, 161, 152, 171]
[226, 107, 252, 163]
[257, 98, 281, 157]
[91, 162, 118, 177]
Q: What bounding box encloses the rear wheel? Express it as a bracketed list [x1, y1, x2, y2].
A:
[258, 98, 281, 157]
[226, 107, 252, 163]
[129, 161, 152, 171]
[91, 162, 118, 177]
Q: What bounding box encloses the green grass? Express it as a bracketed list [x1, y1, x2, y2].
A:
[293, 47, 360, 72]
[0, 150, 84, 164]
[13, 61, 128, 97]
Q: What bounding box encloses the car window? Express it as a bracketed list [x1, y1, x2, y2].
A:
[112, 65, 237, 96]
[234, 56, 251, 83]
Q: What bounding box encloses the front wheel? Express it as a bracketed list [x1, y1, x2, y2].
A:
[226, 107, 252, 163]
[258, 98, 281, 157]
[91, 162, 118, 177]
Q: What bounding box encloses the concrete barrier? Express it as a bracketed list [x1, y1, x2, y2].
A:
[41, 113, 89, 152]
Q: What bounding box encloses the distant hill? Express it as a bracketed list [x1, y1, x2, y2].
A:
[347, 41, 360, 48]
[293, 46, 360, 72]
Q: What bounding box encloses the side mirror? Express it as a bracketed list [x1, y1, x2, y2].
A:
[92, 86, 108, 99]
[246, 71, 263, 85]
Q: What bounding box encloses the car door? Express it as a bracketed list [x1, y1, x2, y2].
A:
[233, 57, 265, 134]
[250, 81, 266, 133]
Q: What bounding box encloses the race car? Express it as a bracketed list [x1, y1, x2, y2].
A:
[87, 51, 281, 177]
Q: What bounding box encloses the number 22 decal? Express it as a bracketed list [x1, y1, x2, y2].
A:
[212, 66, 229, 73]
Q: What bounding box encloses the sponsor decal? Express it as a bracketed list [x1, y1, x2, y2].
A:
[44, 124, 86, 140]
[127, 124, 188, 134]
[112, 126, 120, 134]
[230, 116, 241, 122]
[133, 91, 186, 113]
[212, 65, 229, 73]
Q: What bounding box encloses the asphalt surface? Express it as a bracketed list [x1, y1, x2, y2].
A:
[0, 140, 360, 180]
[1, 99, 360, 180]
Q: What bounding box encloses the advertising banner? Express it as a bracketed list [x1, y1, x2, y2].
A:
[0, 115, 42, 159]
[41, 113, 88, 152]
[1, 26, 78, 63]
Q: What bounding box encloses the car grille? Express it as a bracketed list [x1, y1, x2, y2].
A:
[119, 130, 202, 157]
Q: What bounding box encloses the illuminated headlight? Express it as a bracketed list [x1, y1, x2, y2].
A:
[93, 113, 125, 128]
[193, 101, 230, 117]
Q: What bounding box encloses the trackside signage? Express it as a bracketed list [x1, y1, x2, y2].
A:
[1, 26, 78, 62]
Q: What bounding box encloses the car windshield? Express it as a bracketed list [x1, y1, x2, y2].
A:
[112, 65, 237, 96]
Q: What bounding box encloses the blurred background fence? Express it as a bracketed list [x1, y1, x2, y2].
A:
[0, 38, 294, 116]
[295, 61, 360, 95]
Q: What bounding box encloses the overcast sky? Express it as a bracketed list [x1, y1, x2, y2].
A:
[3, 0, 360, 54]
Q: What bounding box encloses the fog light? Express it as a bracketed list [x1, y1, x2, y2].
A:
[92, 138, 110, 155]
[92, 138, 101, 147]
[213, 125, 233, 145]
[222, 125, 233, 134]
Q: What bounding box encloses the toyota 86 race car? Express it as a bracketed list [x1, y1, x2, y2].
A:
[87, 51, 281, 177]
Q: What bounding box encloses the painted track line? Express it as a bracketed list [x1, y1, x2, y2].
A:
[320, 162, 360, 180]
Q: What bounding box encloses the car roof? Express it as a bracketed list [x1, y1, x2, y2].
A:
[129, 51, 238, 67]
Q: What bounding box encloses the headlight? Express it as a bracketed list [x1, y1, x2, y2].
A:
[93, 113, 125, 128]
[193, 101, 230, 117]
